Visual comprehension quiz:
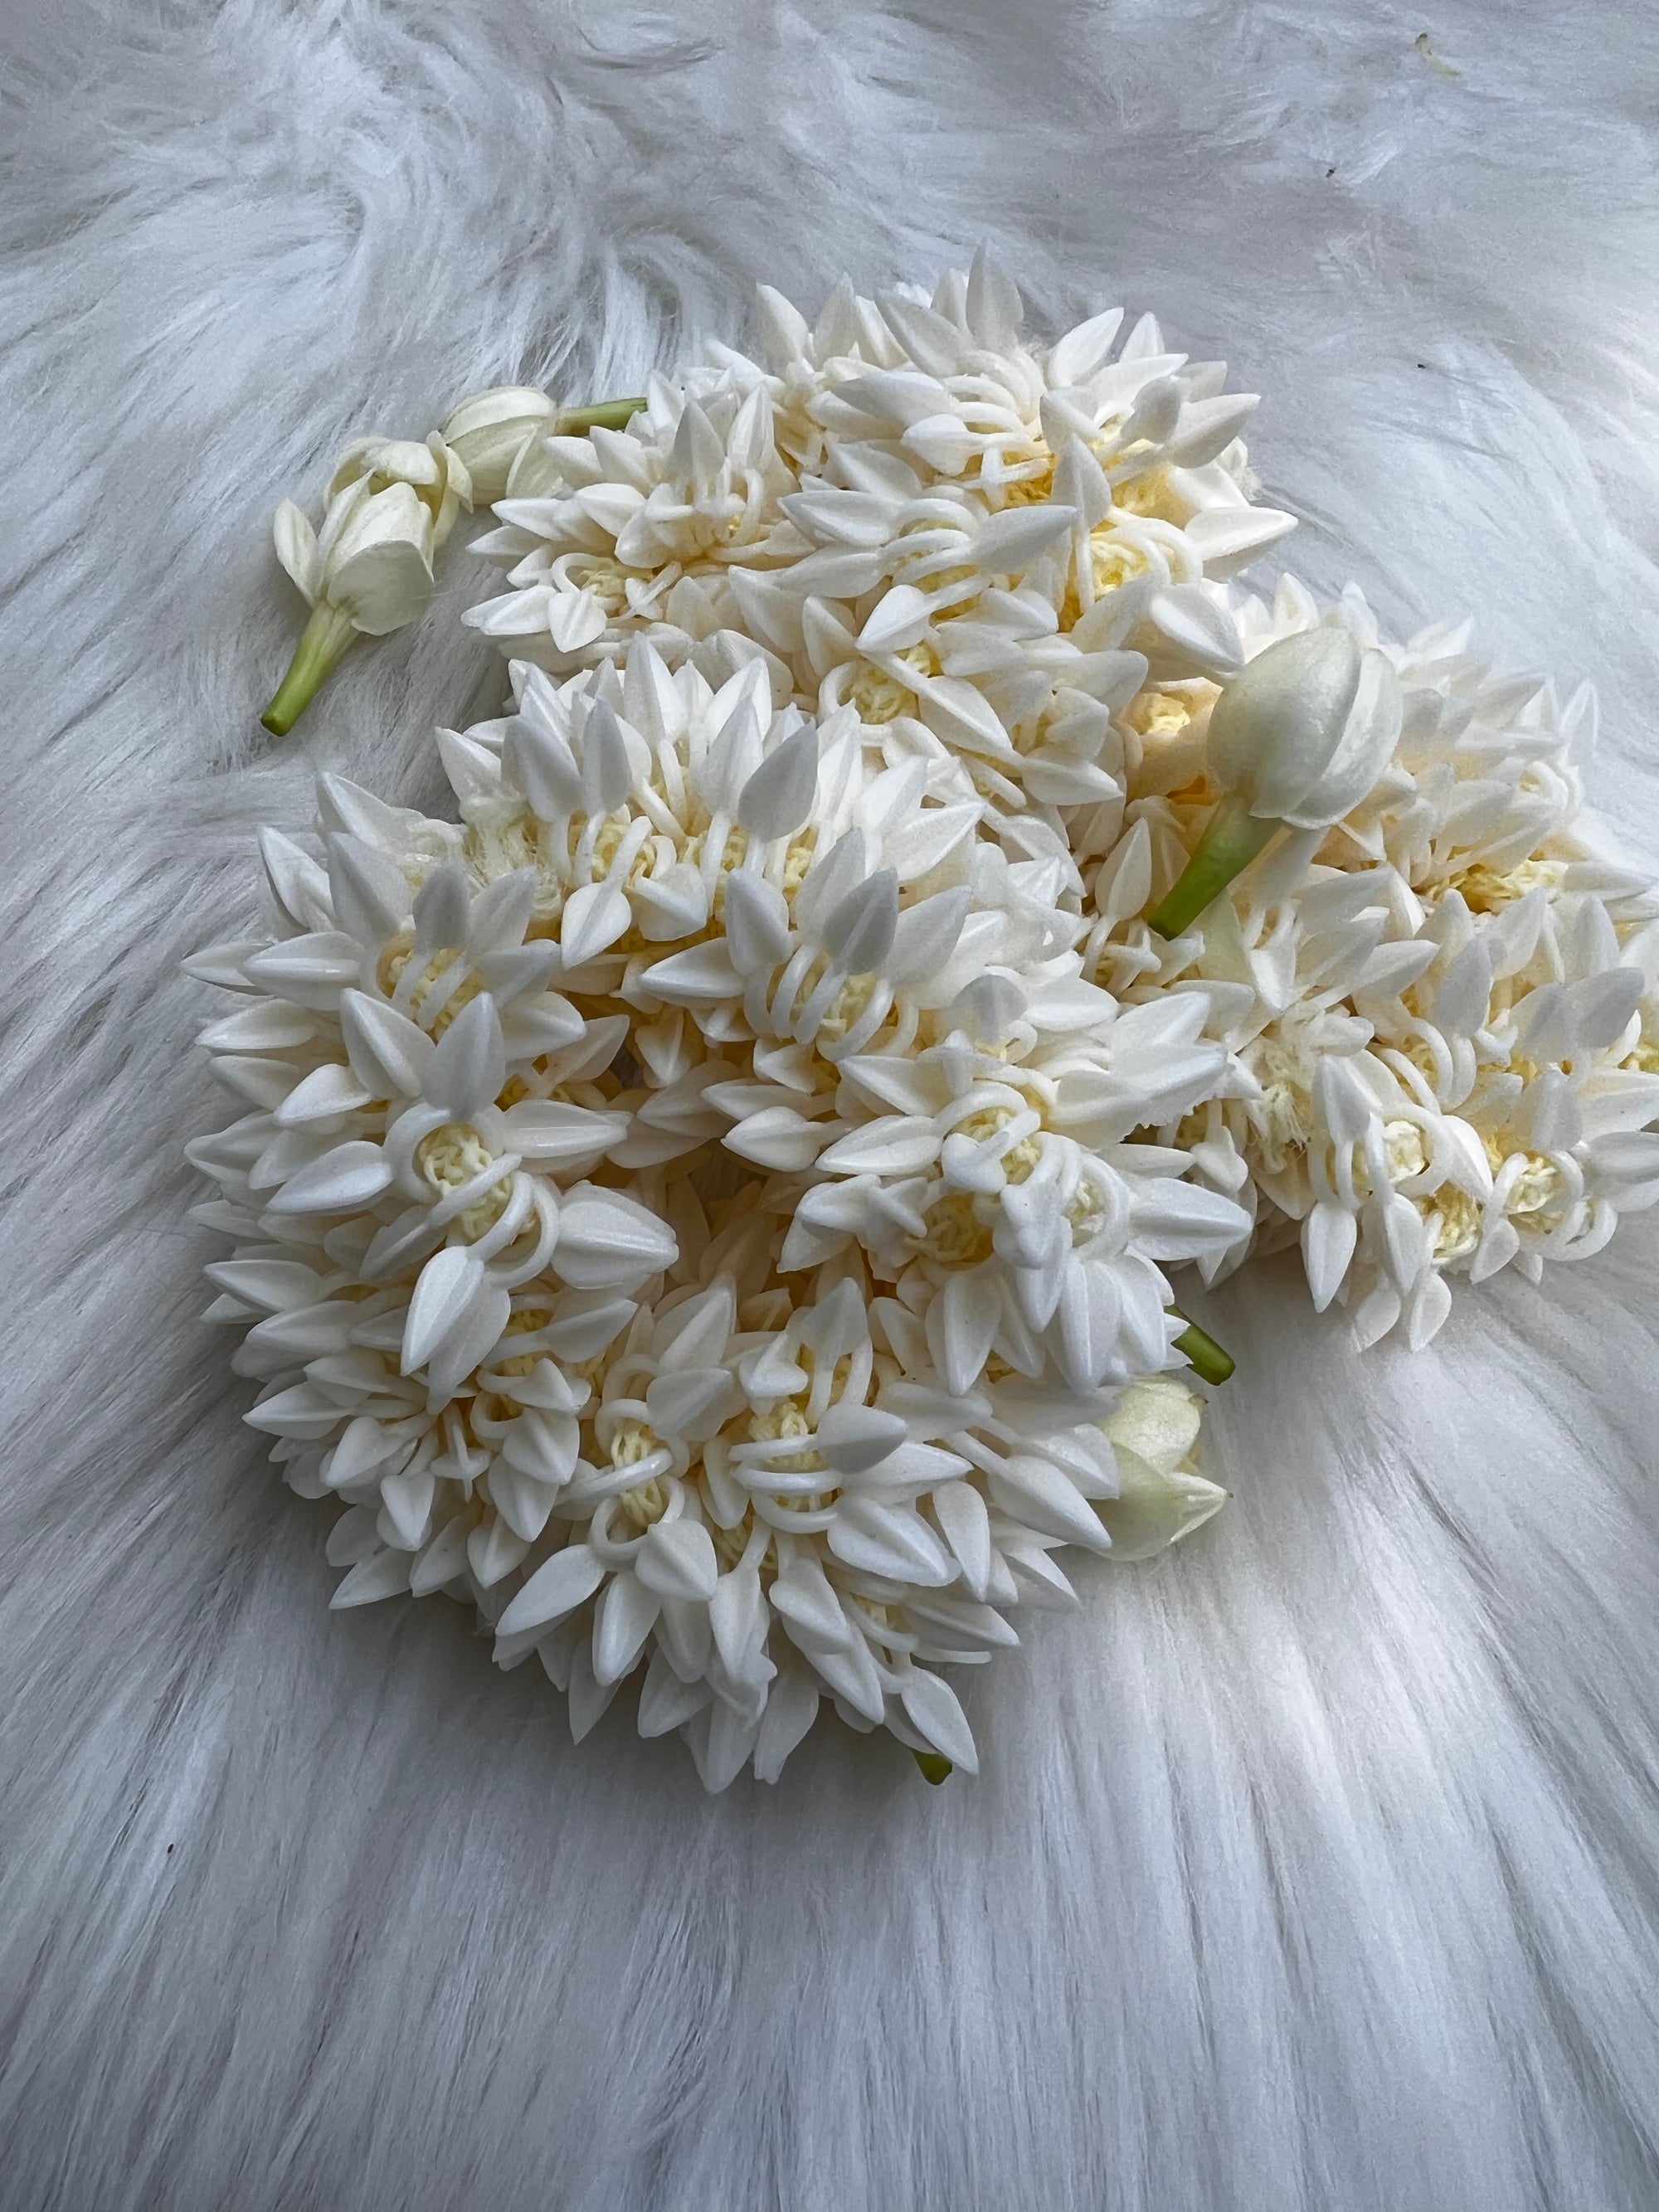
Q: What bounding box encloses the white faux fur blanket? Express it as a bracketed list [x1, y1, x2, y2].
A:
[3, 3, 1657, 2207]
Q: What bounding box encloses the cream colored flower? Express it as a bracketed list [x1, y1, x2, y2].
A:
[440, 387, 558, 501]
[1086, 575, 1659, 1349]
[1097, 1376, 1224, 1559]
[328, 431, 473, 549]
[210, 261, 1659, 1787]
[263, 430, 473, 736]
[1147, 627, 1404, 940]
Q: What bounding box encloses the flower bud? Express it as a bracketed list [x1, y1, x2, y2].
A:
[1097, 1376, 1226, 1561]
[262, 431, 473, 736]
[1147, 625, 1404, 938]
[440, 386, 558, 502]
[328, 431, 472, 550]
[1206, 626, 1403, 829]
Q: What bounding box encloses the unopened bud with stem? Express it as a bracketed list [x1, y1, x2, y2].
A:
[1147, 628, 1404, 940]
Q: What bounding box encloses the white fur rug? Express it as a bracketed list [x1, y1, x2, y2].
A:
[4, 4, 1658, 2206]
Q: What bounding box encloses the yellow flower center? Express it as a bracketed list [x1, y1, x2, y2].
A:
[1112, 469, 1180, 521]
[995, 460, 1058, 506]
[847, 643, 941, 726]
[816, 974, 880, 1045]
[1382, 1119, 1427, 1183]
[1423, 1184, 1482, 1262]
[1245, 1079, 1307, 1174]
[1451, 853, 1565, 913]
[684, 824, 751, 891]
[574, 555, 649, 615]
[1506, 1154, 1566, 1218]
[617, 1474, 674, 1530]
[1088, 531, 1151, 595]
[781, 830, 818, 893]
[1125, 689, 1195, 738]
[378, 936, 483, 1036]
[919, 1189, 995, 1266]
[747, 1399, 829, 1478]
[493, 1306, 554, 1378]
[416, 1122, 511, 1238]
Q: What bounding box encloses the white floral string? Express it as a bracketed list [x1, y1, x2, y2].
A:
[198, 256, 1659, 1787]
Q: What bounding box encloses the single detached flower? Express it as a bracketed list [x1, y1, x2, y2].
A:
[262, 432, 473, 737]
[1147, 627, 1404, 939]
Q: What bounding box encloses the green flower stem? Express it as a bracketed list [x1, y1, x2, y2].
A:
[260, 605, 358, 737]
[1166, 1305, 1236, 1386]
[913, 1751, 953, 1785]
[1146, 790, 1282, 941]
[557, 396, 648, 435]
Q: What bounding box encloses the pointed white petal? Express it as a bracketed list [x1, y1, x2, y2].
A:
[339, 990, 434, 1097]
[423, 994, 506, 1117]
[401, 1245, 486, 1374]
[560, 879, 633, 967]
[266, 1140, 392, 1215]
[635, 1519, 720, 1604]
[926, 1269, 1002, 1398]
[898, 1669, 979, 1772]
[1301, 1201, 1359, 1312]
[989, 1454, 1112, 1552]
[591, 1571, 661, 1684]
[495, 1544, 606, 1636]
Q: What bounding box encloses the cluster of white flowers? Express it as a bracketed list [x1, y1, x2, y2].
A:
[463, 248, 1293, 836]
[205, 255, 1658, 1783]
[1089, 578, 1659, 1348]
[193, 634, 1245, 1787]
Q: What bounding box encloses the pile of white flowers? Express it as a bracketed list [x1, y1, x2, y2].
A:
[195, 255, 1659, 1787]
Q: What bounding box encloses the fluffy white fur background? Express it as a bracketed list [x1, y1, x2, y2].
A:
[3, 2, 1658, 2206]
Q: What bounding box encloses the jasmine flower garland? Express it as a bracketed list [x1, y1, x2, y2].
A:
[1107, 577, 1659, 1347]
[199, 257, 1658, 1785]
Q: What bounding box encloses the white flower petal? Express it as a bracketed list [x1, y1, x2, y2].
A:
[330, 1549, 413, 1609]
[592, 1572, 662, 1685]
[560, 879, 633, 968]
[554, 1186, 677, 1288]
[1301, 1201, 1359, 1312]
[400, 1245, 487, 1375]
[635, 1519, 720, 1604]
[816, 1116, 939, 1177]
[423, 995, 506, 1118]
[898, 1669, 979, 1772]
[265, 1140, 392, 1215]
[932, 1479, 993, 1599]
[339, 990, 434, 1098]
[271, 1062, 374, 1127]
[496, 1544, 606, 1636]
[989, 1454, 1112, 1553]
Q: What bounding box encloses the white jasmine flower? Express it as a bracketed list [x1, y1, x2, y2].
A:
[464, 370, 799, 675]
[440, 386, 561, 501]
[1147, 626, 1404, 939]
[328, 431, 474, 549]
[1097, 1376, 1225, 1559]
[263, 431, 474, 736]
[212, 265, 1659, 1786]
